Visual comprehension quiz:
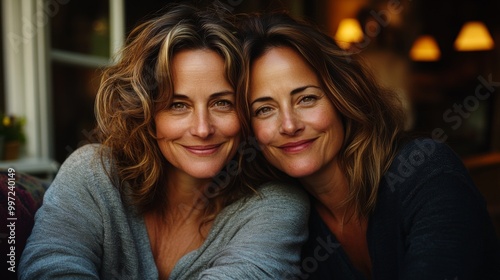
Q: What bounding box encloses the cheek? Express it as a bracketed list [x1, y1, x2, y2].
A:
[310, 111, 331, 130]
[309, 103, 342, 132]
[154, 115, 167, 139]
[219, 114, 241, 138]
[251, 120, 273, 145]
[155, 115, 172, 139]
[155, 113, 185, 140]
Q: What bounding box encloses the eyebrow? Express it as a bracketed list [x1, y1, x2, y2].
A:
[172, 91, 235, 100]
[250, 85, 321, 107]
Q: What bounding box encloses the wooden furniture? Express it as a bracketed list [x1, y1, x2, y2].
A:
[463, 152, 500, 238]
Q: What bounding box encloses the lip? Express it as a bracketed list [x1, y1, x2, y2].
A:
[182, 144, 222, 156]
[278, 139, 316, 153]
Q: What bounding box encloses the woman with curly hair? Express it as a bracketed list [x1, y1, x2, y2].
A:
[19, 5, 308, 279]
[237, 11, 500, 280]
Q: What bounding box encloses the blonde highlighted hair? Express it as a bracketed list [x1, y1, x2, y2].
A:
[95, 4, 249, 219]
[237, 12, 407, 217]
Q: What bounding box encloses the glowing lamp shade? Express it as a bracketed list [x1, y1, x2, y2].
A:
[334, 18, 364, 49]
[454, 21, 494, 51]
[409, 35, 441, 61]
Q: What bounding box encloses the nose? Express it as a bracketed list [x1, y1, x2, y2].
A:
[191, 108, 215, 138]
[279, 109, 304, 136]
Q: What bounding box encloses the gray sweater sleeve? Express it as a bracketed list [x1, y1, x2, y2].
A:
[19, 145, 106, 279]
[19, 145, 158, 280]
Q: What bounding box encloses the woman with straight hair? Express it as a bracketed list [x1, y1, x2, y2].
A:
[237, 11, 500, 280]
[19, 5, 309, 279]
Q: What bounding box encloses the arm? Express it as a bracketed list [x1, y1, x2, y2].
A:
[19, 146, 104, 279]
[399, 143, 499, 279]
[199, 181, 310, 280]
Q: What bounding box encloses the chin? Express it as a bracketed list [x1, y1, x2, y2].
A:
[183, 164, 223, 179]
[280, 164, 318, 179]
[190, 170, 221, 180]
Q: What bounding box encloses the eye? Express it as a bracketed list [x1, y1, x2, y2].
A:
[213, 100, 233, 110]
[254, 106, 274, 117]
[299, 95, 319, 105]
[169, 102, 188, 111]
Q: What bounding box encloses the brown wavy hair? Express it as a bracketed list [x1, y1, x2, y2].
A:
[237, 12, 407, 217]
[95, 3, 251, 220]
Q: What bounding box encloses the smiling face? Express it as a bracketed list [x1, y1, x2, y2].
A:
[155, 49, 240, 182]
[249, 46, 344, 179]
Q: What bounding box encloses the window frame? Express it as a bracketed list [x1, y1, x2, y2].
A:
[1, 0, 124, 161]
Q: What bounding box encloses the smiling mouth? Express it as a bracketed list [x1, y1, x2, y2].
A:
[278, 139, 315, 153]
[183, 144, 222, 155]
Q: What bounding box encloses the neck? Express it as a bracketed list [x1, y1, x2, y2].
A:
[300, 161, 352, 223]
[161, 168, 213, 223]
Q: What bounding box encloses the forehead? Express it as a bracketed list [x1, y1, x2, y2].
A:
[172, 49, 224, 73]
[250, 47, 320, 92]
[165, 49, 233, 99]
[252, 46, 307, 69]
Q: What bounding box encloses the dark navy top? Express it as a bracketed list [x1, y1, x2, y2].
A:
[300, 138, 500, 280]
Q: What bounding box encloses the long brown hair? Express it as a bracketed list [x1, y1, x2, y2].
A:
[95, 3, 251, 221]
[237, 12, 407, 217]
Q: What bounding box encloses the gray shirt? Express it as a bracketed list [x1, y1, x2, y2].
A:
[19, 144, 309, 279]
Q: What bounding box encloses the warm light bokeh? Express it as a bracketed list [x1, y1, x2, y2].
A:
[454, 21, 495, 51]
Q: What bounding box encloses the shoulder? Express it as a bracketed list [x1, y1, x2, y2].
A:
[55, 144, 113, 183]
[395, 138, 463, 168]
[59, 144, 108, 173]
[254, 180, 310, 212]
[45, 144, 117, 203]
[381, 138, 486, 214]
[383, 138, 472, 191]
[376, 141, 500, 278]
[221, 180, 310, 223]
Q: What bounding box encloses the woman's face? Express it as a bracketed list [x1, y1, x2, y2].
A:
[155, 49, 240, 181]
[249, 46, 344, 179]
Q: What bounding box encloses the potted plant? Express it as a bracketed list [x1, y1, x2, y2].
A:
[0, 114, 26, 160]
